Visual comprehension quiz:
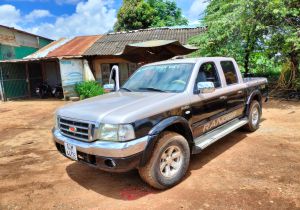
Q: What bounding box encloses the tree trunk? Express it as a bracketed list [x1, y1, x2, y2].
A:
[290, 50, 299, 78]
[244, 21, 257, 76]
[244, 50, 250, 75]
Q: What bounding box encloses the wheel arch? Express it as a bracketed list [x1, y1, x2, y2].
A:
[246, 90, 262, 116]
[139, 116, 193, 166]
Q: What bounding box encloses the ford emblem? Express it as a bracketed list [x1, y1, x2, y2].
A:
[69, 127, 76, 132]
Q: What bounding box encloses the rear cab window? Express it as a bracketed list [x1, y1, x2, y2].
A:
[220, 61, 238, 85]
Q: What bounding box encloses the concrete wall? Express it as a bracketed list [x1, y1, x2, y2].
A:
[0, 26, 52, 60]
[0, 44, 39, 60]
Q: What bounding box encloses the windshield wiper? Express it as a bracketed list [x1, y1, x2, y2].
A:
[120, 87, 132, 92]
[138, 87, 166, 92]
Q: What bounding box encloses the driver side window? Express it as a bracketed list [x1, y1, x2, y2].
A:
[195, 62, 221, 89]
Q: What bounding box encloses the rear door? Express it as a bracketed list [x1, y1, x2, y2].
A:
[219, 60, 246, 113]
[189, 61, 227, 138]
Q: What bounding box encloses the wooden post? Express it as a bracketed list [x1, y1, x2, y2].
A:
[0, 66, 6, 101]
[25, 62, 31, 98]
[56, 59, 61, 82]
[41, 61, 45, 81]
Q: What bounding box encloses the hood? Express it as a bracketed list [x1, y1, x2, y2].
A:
[57, 91, 190, 124]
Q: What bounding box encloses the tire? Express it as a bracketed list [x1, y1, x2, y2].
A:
[138, 132, 190, 190]
[243, 100, 261, 132]
[55, 91, 63, 99]
[38, 92, 44, 99]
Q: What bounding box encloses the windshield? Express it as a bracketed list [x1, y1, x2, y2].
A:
[122, 63, 195, 93]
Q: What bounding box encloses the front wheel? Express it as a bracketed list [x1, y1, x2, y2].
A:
[243, 100, 262, 132]
[138, 132, 190, 190]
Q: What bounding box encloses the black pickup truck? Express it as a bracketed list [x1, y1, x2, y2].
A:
[53, 57, 268, 189]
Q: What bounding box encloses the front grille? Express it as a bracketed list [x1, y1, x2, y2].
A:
[58, 117, 94, 141]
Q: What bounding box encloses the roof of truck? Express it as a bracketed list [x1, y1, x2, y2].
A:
[145, 57, 235, 66]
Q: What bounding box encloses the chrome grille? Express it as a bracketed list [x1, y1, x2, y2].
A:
[58, 117, 94, 141]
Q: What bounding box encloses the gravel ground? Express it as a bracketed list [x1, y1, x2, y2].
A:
[0, 99, 299, 210]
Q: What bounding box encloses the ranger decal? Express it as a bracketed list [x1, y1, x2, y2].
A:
[202, 111, 239, 133]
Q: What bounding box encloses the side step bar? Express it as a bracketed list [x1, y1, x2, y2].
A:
[192, 118, 249, 154]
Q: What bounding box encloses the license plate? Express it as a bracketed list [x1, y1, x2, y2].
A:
[64, 142, 78, 160]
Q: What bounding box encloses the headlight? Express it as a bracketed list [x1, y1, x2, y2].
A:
[98, 124, 135, 141]
[99, 124, 118, 141]
[118, 124, 136, 141]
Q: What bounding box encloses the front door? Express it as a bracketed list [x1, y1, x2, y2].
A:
[190, 62, 227, 138]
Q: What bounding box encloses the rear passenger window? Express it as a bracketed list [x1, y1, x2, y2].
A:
[195, 62, 221, 88]
[220, 61, 238, 85]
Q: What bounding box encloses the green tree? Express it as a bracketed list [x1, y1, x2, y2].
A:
[114, 0, 188, 31]
[189, 0, 269, 74]
[114, 0, 156, 31]
[189, 0, 299, 79]
[262, 0, 299, 88]
[148, 0, 188, 27]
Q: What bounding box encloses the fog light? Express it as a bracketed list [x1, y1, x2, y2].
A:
[104, 159, 116, 168]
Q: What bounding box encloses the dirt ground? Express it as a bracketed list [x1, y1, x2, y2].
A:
[0, 99, 299, 210]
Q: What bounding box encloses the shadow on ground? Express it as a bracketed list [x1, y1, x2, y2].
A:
[66, 130, 248, 200]
[189, 131, 247, 171]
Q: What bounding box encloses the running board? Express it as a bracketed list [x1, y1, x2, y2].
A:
[192, 118, 249, 154]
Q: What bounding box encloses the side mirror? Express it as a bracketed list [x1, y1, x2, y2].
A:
[109, 65, 120, 91]
[197, 81, 215, 94]
[103, 83, 115, 93]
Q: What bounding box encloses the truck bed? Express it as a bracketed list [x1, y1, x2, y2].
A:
[243, 77, 268, 88]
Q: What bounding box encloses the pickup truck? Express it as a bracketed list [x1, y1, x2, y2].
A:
[53, 57, 268, 189]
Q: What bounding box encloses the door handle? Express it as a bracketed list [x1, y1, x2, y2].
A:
[237, 90, 243, 94]
[219, 96, 227, 100]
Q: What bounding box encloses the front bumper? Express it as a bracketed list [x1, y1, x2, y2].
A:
[52, 128, 149, 172]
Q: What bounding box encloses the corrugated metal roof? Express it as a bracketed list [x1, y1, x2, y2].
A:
[84, 27, 206, 56]
[25, 38, 71, 59]
[47, 35, 101, 57]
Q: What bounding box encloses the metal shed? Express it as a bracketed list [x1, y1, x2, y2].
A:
[0, 36, 100, 101]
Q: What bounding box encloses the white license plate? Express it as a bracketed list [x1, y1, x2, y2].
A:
[64, 142, 78, 160]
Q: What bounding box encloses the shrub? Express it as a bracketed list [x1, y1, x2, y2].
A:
[75, 81, 104, 100]
[249, 53, 281, 79]
[293, 78, 300, 92]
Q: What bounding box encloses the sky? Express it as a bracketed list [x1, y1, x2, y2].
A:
[0, 0, 208, 39]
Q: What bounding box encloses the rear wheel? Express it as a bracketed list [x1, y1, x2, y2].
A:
[244, 100, 261, 132]
[54, 91, 64, 99]
[138, 132, 190, 190]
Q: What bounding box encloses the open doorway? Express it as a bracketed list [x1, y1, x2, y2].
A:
[44, 61, 61, 87]
[28, 62, 43, 97]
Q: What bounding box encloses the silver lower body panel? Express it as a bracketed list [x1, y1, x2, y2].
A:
[193, 118, 249, 152]
[52, 128, 149, 158]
